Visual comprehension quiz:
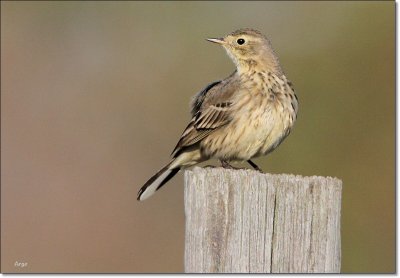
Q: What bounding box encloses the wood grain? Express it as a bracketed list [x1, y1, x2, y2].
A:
[184, 167, 342, 273]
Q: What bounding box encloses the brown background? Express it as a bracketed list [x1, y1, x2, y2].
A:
[1, 1, 395, 273]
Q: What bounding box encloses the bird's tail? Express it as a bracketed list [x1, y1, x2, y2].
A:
[137, 160, 180, 201]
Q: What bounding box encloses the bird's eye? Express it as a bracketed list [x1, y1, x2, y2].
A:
[237, 38, 245, 45]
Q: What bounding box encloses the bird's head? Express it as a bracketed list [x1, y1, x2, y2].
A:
[207, 28, 282, 75]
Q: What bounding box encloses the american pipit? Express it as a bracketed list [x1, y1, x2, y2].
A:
[137, 28, 298, 201]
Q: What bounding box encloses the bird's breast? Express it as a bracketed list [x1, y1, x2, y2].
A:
[200, 72, 297, 161]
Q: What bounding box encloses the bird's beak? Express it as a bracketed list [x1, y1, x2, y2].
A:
[206, 37, 225, 45]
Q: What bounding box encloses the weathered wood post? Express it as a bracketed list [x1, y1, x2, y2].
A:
[184, 167, 342, 273]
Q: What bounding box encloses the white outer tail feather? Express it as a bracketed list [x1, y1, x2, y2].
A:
[137, 151, 202, 201]
[138, 167, 175, 201]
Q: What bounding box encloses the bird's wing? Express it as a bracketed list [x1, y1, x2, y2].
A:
[190, 70, 237, 116]
[171, 76, 238, 157]
[194, 102, 232, 129]
[171, 103, 233, 157]
[190, 80, 222, 116]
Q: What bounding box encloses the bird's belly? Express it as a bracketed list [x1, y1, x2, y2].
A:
[201, 103, 292, 161]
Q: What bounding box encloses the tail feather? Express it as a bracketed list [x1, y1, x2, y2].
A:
[137, 162, 180, 201]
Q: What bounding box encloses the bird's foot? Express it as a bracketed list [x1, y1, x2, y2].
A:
[220, 160, 245, 170]
[220, 160, 264, 172]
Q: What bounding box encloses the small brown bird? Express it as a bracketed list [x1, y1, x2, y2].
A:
[137, 28, 298, 201]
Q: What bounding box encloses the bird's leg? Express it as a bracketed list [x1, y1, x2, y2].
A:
[247, 160, 263, 173]
[220, 160, 247, 170]
[220, 160, 237, 169]
[220, 159, 263, 172]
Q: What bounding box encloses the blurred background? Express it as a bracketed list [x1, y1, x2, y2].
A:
[1, 1, 394, 273]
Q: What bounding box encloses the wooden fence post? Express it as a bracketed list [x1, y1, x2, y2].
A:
[184, 167, 342, 273]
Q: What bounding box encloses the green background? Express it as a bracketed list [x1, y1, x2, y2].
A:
[1, 1, 395, 273]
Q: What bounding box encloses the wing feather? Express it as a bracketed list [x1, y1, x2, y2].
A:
[195, 105, 231, 129]
[171, 104, 232, 157]
[171, 72, 238, 157]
